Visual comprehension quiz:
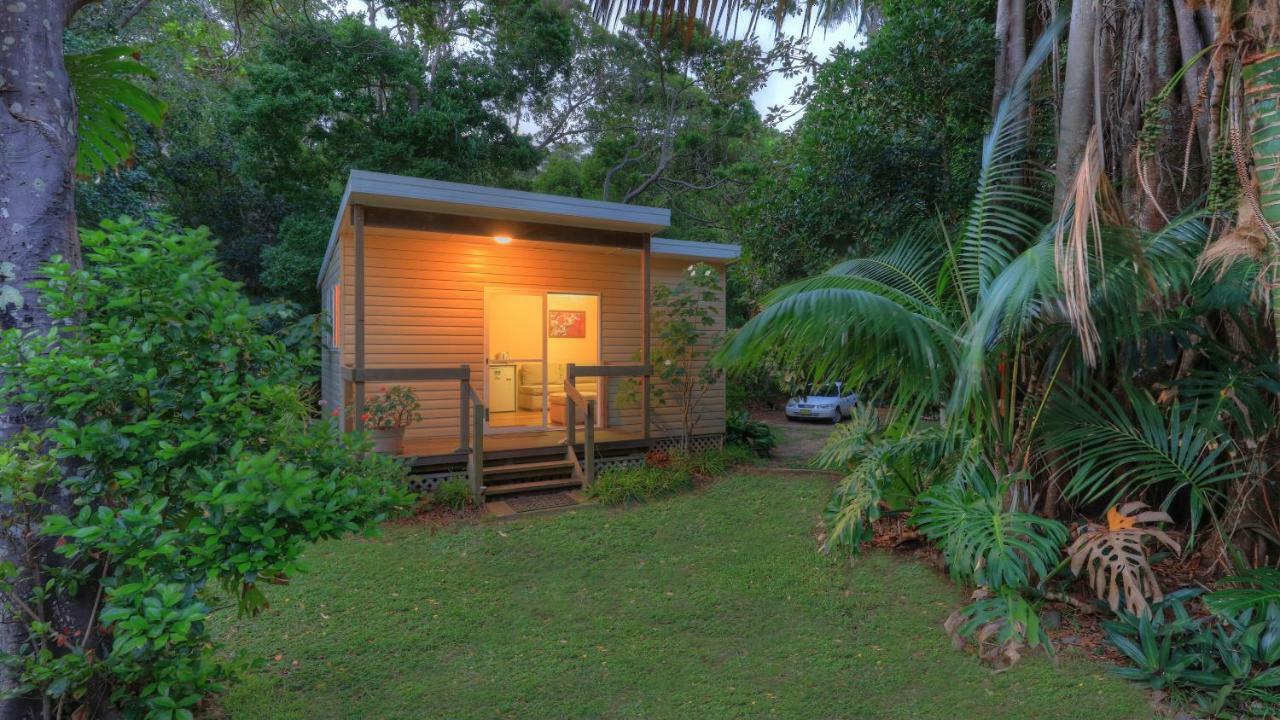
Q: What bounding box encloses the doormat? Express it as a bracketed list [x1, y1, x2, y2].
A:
[505, 492, 578, 513]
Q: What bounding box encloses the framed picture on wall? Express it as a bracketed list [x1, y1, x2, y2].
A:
[548, 309, 586, 338]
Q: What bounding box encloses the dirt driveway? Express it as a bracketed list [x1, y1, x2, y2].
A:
[752, 409, 841, 466]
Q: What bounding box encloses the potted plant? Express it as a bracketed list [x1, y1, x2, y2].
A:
[361, 385, 422, 454]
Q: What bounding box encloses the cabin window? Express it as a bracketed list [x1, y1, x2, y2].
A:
[327, 283, 341, 349]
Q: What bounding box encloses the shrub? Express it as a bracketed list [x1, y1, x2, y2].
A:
[586, 465, 693, 505]
[719, 442, 760, 467]
[1104, 590, 1280, 716]
[725, 410, 777, 457]
[671, 448, 727, 478]
[433, 477, 474, 512]
[668, 446, 758, 479]
[0, 218, 410, 718]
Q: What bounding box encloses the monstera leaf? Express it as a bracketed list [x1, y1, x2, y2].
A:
[1068, 501, 1179, 617]
[65, 46, 166, 177]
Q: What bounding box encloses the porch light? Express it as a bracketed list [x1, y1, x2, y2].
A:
[494, 235, 512, 245]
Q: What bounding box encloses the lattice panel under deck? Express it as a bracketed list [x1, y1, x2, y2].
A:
[406, 470, 466, 494]
[648, 434, 725, 454]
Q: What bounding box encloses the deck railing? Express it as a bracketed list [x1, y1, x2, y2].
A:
[343, 364, 487, 499]
[343, 362, 650, 494]
[564, 363, 651, 486]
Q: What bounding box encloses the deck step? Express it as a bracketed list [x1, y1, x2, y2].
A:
[483, 477, 582, 496]
[483, 459, 575, 477]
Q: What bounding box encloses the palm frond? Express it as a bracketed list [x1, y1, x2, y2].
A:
[950, 235, 1056, 411]
[1041, 384, 1240, 546]
[66, 46, 166, 178]
[956, 14, 1065, 297]
[716, 267, 956, 402]
[1176, 364, 1280, 439]
[823, 227, 948, 312]
[590, 0, 861, 38]
[1205, 568, 1280, 616]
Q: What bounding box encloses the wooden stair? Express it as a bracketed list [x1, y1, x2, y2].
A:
[481, 453, 582, 497]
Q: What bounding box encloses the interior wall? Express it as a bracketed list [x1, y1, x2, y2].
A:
[486, 292, 542, 361]
[546, 292, 600, 372]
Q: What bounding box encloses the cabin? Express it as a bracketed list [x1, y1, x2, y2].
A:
[317, 170, 739, 504]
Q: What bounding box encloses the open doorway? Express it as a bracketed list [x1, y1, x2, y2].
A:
[483, 289, 601, 432]
[545, 292, 601, 430]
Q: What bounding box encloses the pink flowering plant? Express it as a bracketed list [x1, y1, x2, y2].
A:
[363, 385, 422, 429]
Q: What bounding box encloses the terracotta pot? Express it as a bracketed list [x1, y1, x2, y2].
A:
[369, 426, 406, 454]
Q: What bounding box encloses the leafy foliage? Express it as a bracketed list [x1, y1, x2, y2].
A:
[362, 386, 424, 430]
[944, 588, 1052, 669]
[585, 464, 693, 505]
[734, 0, 995, 295]
[66, 46, 166, 177]
[914, 478, 1068, 592]
[0, 218, 409, 717]
[817, 408, 955, 553]
[1207, 569, 1280, 617]
[649, 263, 724, 449]
[432, 477, 475, 513]
[724, 410, 776, 457]
[1104, 591, 1280, 716]
[1043, 385, 1239, 546]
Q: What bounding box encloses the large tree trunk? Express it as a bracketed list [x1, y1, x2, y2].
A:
[0, 0, 80, 370]
[1, 1, 85, 717]
[1054, 0, 1098, 209]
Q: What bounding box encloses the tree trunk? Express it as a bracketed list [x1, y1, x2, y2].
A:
[992, 0, 1011, 111]
[991, 0, 1027, 112]
[0, 0, 80, 374]
[1054, 0, 1098, 209]
[1173, 0, 1210, 169]
[1, 1, 87, 717]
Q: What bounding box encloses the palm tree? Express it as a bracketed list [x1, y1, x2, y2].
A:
[717, 14, 1274, 554]
[719, 17, 1067, 509]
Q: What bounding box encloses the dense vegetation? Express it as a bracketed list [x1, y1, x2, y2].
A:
[3, 0, 1280, 716]
[0, 220, 408, 716]
[63, 0, 978, 311]
[708, 2, 1280, 716]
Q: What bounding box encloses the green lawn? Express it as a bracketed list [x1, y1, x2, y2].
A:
[213, 474, 1150, 719]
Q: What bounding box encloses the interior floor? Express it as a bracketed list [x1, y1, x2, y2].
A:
[488, 409, 547, 428]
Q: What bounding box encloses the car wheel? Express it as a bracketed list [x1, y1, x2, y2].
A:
[830, 413, 840, 424]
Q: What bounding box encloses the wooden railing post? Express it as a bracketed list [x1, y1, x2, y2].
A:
[584, 399, 595, 486]
[470, 396, 484, 501]
[457, 364, 470, 453]
[565, 363, 577, 447]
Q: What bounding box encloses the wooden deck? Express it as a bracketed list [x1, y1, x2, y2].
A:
[401, 427, 651, 469]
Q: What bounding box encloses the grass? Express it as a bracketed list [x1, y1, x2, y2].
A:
[212, 474, 1150, 719]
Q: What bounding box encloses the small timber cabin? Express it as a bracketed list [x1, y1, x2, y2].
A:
[317, 170, 740, 501]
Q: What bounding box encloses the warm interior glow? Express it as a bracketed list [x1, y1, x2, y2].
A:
[494, 235, 513, 245]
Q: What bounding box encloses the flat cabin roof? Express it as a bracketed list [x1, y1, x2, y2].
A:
[318, 171, 739, 286]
